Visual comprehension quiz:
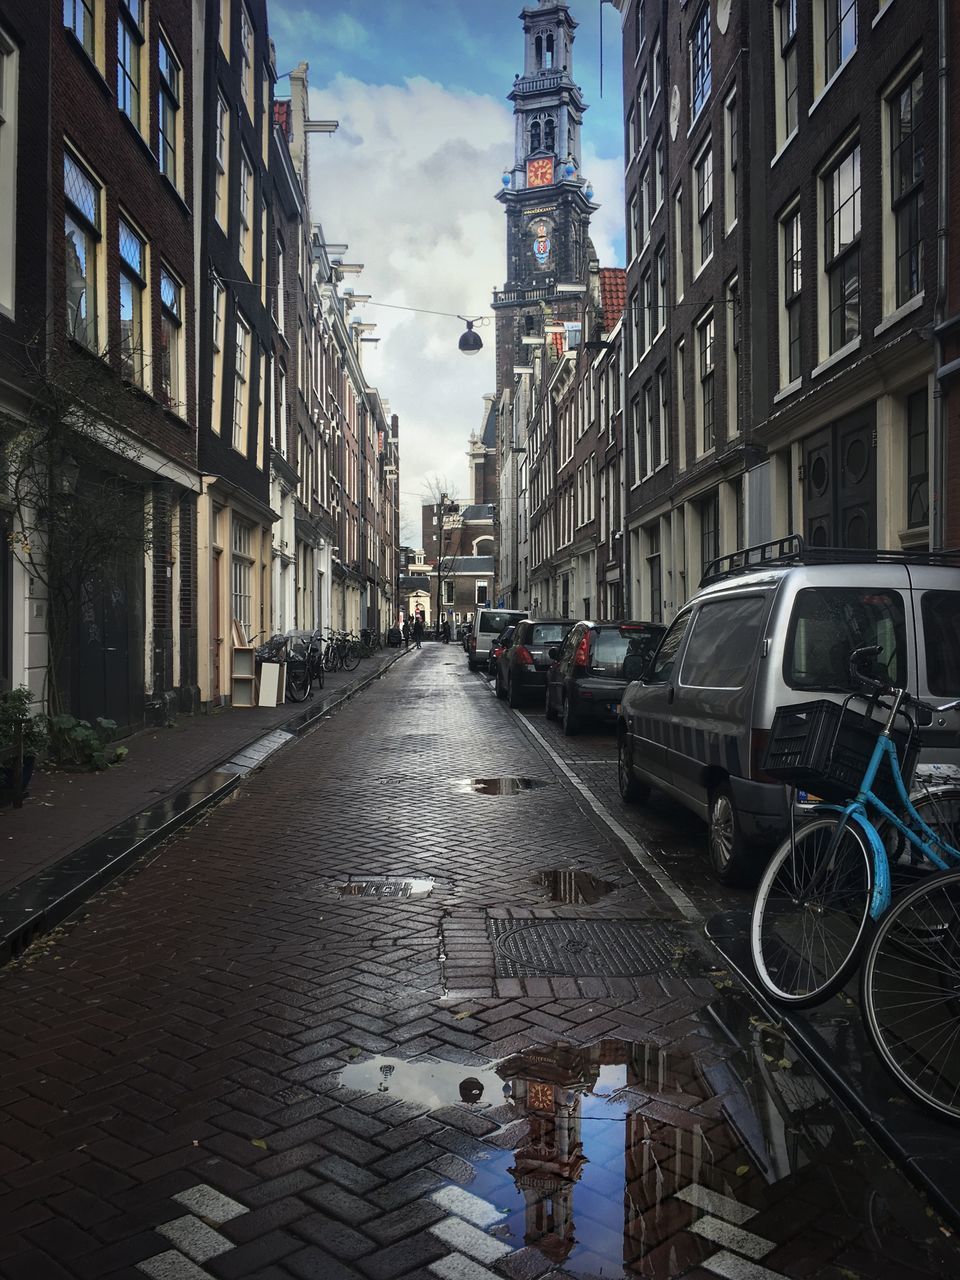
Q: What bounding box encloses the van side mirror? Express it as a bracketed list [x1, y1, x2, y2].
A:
[548, 646, 560, 662]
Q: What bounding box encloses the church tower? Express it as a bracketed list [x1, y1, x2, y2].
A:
[492, 0, 596, 396]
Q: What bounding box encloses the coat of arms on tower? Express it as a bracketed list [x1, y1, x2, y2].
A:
[532, 221, 551, 265]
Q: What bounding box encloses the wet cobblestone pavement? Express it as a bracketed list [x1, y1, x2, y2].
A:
[1, 647, 958, 1278]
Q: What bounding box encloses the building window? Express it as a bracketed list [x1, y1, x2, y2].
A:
[642, 268, 653, 353]
[211, 277, 225, 434]
[626, 107, 636, 163]
[726, 277, 740, 436]
[643, 381, 655, 475]
[158, 267, 183, 411]
[824, 0, 857, 81]
[724, 93, 737, 230]
[64, 150, 101, 349]
[700, 491, 719, 572]
[275, 236, 285, 330]
[233, 313, 250, 450]
[476, 580, 488, 606]
[239, 3, 254, 114]
[158, 34, 181, 187]
[64, 0, 96, 59]
[639, 76, 649, 149]
[778, 0, 798, 141]
[677, 340, 687, 471]
[782, 205, 802, 383]
[907, 390, 928, 530]
[631, 396, 642, 485]
[655, 243, 666, 338]
[647, 524, 662, 623]
[653, 134, 664, 212]
[232, 518, 253, 635]
[635, 0, 645, 54]
[215, 93, 229, 227]
[695, 144, 713, 270]
[657, 365, 669, 466]
[691, 3, 712, 117]
[627, 191, 638, 261]
[641, 163, 652, 243]
[891, 69, 923, 306]
[118, 217, 146, 384]
[117, 1, 144, 129]
[629, 288, 639, 368]
[697, 312, 715, 454]
[0, 27, 19, 316]
[239, 150, 253, 276]
[674, 188, 684, 301]
[276, 364, 287, 455]
[652, 37, 662, 102]
[824, 142, 861, 352]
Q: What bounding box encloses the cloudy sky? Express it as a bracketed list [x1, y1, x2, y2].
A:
[269, 0, 626, 544]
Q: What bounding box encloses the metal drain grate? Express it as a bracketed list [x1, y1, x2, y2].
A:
[488, 918, 678, 977]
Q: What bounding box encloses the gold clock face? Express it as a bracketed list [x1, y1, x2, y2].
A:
[527, 1081, 555, 1112]
[527, 158, 554, 188]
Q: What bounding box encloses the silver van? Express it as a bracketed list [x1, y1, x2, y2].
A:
[467, 607, 528, 671]
[617, 538, 960, 885]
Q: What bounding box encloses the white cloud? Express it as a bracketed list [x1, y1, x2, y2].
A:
[306, 73, 624, 545]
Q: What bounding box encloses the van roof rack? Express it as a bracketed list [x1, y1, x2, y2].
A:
[700, 534, 960, 587]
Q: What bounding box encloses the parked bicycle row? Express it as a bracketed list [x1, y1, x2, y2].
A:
[253, 626, 387, 702]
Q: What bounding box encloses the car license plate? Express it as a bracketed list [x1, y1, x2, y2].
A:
[797, 790, 821, 805]
[610, 702, 620, 714]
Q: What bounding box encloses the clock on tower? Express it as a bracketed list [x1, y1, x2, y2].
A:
[526, 157, 553, 188]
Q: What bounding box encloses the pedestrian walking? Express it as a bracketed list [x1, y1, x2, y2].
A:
[441, 619, 451, 644]
[402, 619, 410, 647]
[412, 616, 424, 649]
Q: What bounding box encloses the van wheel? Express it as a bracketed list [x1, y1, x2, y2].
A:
[708, 783, 762, 887]
[545, 686, 558, 721]
[561, 694, 579, 737]
[618, 736, 650, 804]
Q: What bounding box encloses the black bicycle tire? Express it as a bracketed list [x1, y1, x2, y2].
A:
[342, 645, 362, 672]
[860, 868, 960, 1119]
[750, 815, 874, 1007]
[286, 666, 311, 702]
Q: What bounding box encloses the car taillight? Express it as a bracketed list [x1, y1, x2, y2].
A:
[750, 728, 775, 783]
[515, 645, 533, 664]
[573, 636, 590, 668]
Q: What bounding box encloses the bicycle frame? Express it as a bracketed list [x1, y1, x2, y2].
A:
[815, 731, 959, 920]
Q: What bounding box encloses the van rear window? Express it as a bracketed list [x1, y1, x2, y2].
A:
[785, 588, 906, 691]
[921, 592, 960, 695]
[479, 611, 522, 634]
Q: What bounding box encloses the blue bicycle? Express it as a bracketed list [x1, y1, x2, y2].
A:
[751, 645, 960, 1011]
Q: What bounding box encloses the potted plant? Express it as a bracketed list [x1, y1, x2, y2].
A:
[0, 686, 48, 806]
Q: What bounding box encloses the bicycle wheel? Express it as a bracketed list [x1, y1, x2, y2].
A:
[879, 784, 960, 886]
[860, 868, 960, 1119]
[286, 664, 311, 701]
[323, 645, 337, 672]
[342, 642, 362, 672]
[750, 815, 874, 1007]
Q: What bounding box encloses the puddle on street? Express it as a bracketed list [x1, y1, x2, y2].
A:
[539, 868, 615, 904]
[451, 777, 549, 796]
[331, 1023, 959, 1279]
[337, 877, 434, 899]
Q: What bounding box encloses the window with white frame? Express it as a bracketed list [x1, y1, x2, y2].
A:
[629, 289, 639, 367]
[643, 381, 655, 475]
[652, 37, 662, 102]
[631, 395, 642, 485]
[691, 2, 712, 118]
[677, 339, 687, 471]
[117, 1, 144, 130]
[699, 490, 719, 574]
[694, 143, 713, 270]
[233, 312, 251, 450]
[657, 365, 669, 466]
[697, 312, 715, 454]
[211, 277, 225, 432]
[639, 76, 649, 149]
[781, 203, 802, 383]
[239, 149, 253, 276]
[215, 93, 229, 227]
[635, 0, 645, 55]
[275, 235, 285, 329]
[219, 0, 231, 56]
[158, 267, 183, 411]
[627, 190, 638, 261]
[158, 34, 181, 188]
[655, 242, 666, 338]
[0, 26, 19, 316]
[724, 93, 737, 230]
[64, 150, 101, 349]
[275, 364, 287, 455]
[118, 217, 147, 385]
[646, 522, 662, 622]
[626, 106, 636, 163]
[824, 142, 861, 352]
[726, 276, 740, 435]
[240, 3, 254, 115]
[674, 187, 684, 301]
[653, 134, 664, 213]
[64, 0, 96, 61]
[640, 163, 652, 243]
[776, 0, 798, 147]
[231, 518, 253, 633]
[642, 267, 653, 353]
[824, 0, 856, 83]
[906, 388, 929, 531]
[890, 68, 923, 307]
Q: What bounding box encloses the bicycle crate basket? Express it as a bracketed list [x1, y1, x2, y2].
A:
[762, 699, 919, 806]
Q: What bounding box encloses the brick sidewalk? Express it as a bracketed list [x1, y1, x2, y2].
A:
[0, 646, 406, 897]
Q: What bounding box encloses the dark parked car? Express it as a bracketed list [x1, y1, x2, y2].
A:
[486, 625, 517, 677]
[495, 618, 576, 707]
[545, 620, 666, 736]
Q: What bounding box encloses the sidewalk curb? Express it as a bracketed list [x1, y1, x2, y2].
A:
[0, 648, 411, 967]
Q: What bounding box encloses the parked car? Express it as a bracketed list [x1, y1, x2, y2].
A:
[457, 621, 472, 650]
[487, 625, 517, 678]
[617, 537, 960, 886]
[545, 620, 666, 736]
[467, 607, 527, 670]
[386, 626, 403, 647]
[495, 618, 576, 707]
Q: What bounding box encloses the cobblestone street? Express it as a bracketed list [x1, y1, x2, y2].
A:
[1, 647, 958, 1280]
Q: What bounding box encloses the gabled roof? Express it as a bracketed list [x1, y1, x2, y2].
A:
[442, 556, 495, 573]
[459, 503, 496, 522]
[598, 267, 626, 333]
[481, 399, 497, 448]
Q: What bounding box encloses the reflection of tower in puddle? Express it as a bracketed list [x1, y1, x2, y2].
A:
[623, 1041, 714, 1274]
[497, 1043, 597, 1264]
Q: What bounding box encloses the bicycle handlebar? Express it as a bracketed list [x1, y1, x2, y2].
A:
[848, 645, 960, 719]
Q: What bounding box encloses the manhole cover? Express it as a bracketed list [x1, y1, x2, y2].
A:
[488, 919, 677, 977]
[339, 878, 433, 899]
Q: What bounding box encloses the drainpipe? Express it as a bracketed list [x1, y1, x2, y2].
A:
[933, 0, 950, 549]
